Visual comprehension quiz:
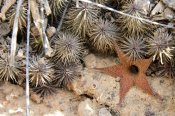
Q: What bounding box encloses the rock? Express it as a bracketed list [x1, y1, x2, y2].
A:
[2, 82, 24, 101]
[83, 54, 97, 68]
[30, 92, 43, 104]
[71, 54, 175, 115]
[0, 53, 174, 115]
[72, 54, 120, 109]
[78, 99, 97, 116]
[46, 26, 56, 38]
[162, 0, 175, 10]
[0, 82, 85, 115]
[99, 108, 112, 116]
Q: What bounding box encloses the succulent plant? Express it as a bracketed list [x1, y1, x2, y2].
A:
[0, 37, 24, 83]
[120, 36, 147, 61]
[94, 0, 108, 4]
[49, 0, 67, 17]
[118, 0, 150, 36]
[53, 62, 82, 88]
[0, 54, 23, 83]
[32, 84, 57, 97]
[29, 56, 55, 87]
[7, 1, 27, 31]
[147, 28, 174, 64]
[65, 1, 99, 38]
[52, 32, 84, 64]
[88, 18, 118, 54]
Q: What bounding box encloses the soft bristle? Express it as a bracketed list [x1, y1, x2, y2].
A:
[65, 2, 99, 38]
[118, 0, 151, 36]
[53, 62, 82, 88]
[95, 0, 108, 4]
[7, 1, 27, 31]
[88, 18, 118, 54]
[0, 54, 23, 83]
[49, 0, 67, 17]
[120, 36, 146, 61]
[52, 32, 84, 64]
[29, 56, 55, 87]
[147, 28, 174, 64]
[32, 84, 57, 97]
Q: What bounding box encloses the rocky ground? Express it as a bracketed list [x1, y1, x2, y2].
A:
[0, 54, 175, 116]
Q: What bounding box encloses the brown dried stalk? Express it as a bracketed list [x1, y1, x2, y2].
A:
[43, 0, 51, 16]
[10, 0, 24, 65]
[0, 0, 16, 21]
[30, 0, 53, 57]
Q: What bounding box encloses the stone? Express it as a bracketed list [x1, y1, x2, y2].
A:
[78, 99, 97, 116]
[46, 26, 56, 38]
[71, 54, 175, 115]
[30, 92, 43, 104]
[99, 107, 112, 116]
[2, 82, 24, 101]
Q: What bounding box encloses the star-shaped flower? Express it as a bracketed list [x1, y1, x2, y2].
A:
[95, 43, 162, 105]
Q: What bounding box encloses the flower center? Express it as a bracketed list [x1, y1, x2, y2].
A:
[129, 65, 139, 75]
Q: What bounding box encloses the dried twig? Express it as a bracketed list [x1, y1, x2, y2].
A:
[79, 0, 175, 29]
[0, 0, 16, 20]
[43, 0, 51, 16]
[40, 0, 53, 57]
[26, 0, 31, 115]
[10, 0, 24, 65]
[57, 0, 70, 31]
[30, 0, 53, 57]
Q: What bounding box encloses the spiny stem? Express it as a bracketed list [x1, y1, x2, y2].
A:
[10, 0, 23, 65]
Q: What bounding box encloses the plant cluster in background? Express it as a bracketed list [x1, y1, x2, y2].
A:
[0, 0, 174, 98]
